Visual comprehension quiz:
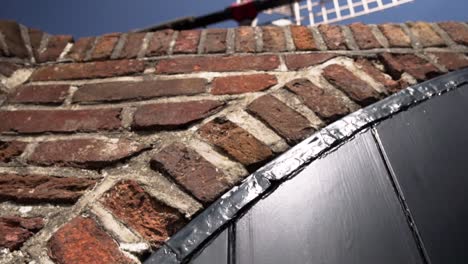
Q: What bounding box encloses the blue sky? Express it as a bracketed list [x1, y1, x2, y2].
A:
[0, 0, 466, 38]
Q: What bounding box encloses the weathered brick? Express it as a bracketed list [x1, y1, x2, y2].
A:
[290, 26, 318, 51]
[198, 117, 273, 169]
[173, 30, 200, 54]
[120, 32, 146, 59]
[146, 29, 173, 56]
[151, 143, 230, 203]
[355, 58, 406, 93]
[262, 26, 286, 52]
[48, 217, 133, 264]
[37, 35, 73, 62]
[285, 78, 350, 122]
[67, 37, 95, 61]
[0, 109, 121, 134]
[30, 59, 145, 81]
[0, 61, 20, 77]
[8, 84, 69, 104]
[0, 174, 97, 203]
[28, 28, 44, 59]
[284, 53, 336, 70]
[318, 24, 347, 50]
[0, 20, 28, 58]
[102, 180, 186, 247]
[378, 24, 411, 48]
[156, 54, 279, 74]
[202, 29, 227, 54]
[211, 74, 277, 95]
[0, 216, 43, 251]
[235, 27, 256, 53]
[91, 33, 120, 60]
[0, 141, 26, 163]
[379, 53, 440, 81]
[322, 64, 381, 106]
[132, 100, 223, 130]
[438, 22, 468, 46]
[73, 78, 206, 103]
[247, 94, 314, 144]
[349, 23, 382, 49]
[28, 138, 145, 169]
[408, 22, 445, 47]
[430, 52, 468, 71]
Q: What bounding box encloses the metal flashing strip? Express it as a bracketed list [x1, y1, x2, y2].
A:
[144, 68, 468, 264]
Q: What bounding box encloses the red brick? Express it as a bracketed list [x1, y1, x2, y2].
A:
[198, 117, 273, 170]
[8, 84, 69, 104]
[67, 37, 95, 61]
[430, 52, 468, 71]
[247, 94, 314, 144]
[262, 26, 286, 52]
[0, 109, 121, 134]
[285, 78, 350, 122]
[378, 24, 411, 48]
[290, 26, 318, 51]
[156, 54, 279, 74]
[438, 22, 468, 46]
[102, 180, 186, 247]
[120, 32, 146, 59]
[37, 35, 73, 63]
[146, 29, 174, 56]
[173, 30, 201, 54]
[211, 74, 277, 95]
[349, 23, 382, 49]
[322, 64, 381, 106]
[132, 100, 223, 130]
[284, 53, 336, 70]
[48, 217, 133, 264]
[202, 29, 227, 54]
[318, 24, 347, 50]
[151, 143, 230, 203]
[0, 174, 97, 203]
[235, 27, 256, 53]
[379, 53, 440, 81]
[30, 59, 145, 81]
[0, 141, 26, 163]
[28, 28, 44, 59]
[408, 22, 445, 47]
[28, 138, 145, 169]
[0, 61, 20, 77]
[91, 33, 120, 60]
[73, 78, 206, 103]
[0, 216, 43, 251]
[0, 20, 28, 58]
[355, 58, 406, 94]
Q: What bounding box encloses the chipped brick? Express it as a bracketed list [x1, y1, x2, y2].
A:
[102, 180, 186, 247]
[151, 143, 230, 203]
[430, 52, 468, 71]
[0, 20, 28, 58]
[262, 26, 286, 52]
[73, 78, 206, 103]
[198, 117, 273, 170]
[48, 217, 133, 264]
[438, 22, 468, 46]
[0, 216, 43, 251]
[211, 74, 277, 95]
[0, 174, 96, 203]
[67, 37, 95, 61]
[0, 61, 20, 77]
[247, 94, 314, 144]
[28, 138, 144, 169]
[0, 109, 121, 134]
[349, 23, 382, 49]
[120, 32, 146, 59]
[202, 29, 227, 54]
[8, 84, 69, 104]
[132, 100, 223, 130]
[290, 26, 318, 51]
[30, 59, 145, 81]
[173, 30, 200, 54]
[379, 53, 440, 81]
[37, 35, 73, 62]
[408, 22, 445, 47]
[28, 28, 44, 59]
[356, 58, 406, 93]
[285, 78, 350, 122]
[318, 24, 347, 50]
[0, 141, 26, 163]
[235, 27, 256, 53]
[378, 24, 411, 48]
[323, 64, 381, 106]
[146, 29, 173, 56]
[284, 53, 336, 70]
[156, 54, 279, 74]
[91, 33, 120, 60]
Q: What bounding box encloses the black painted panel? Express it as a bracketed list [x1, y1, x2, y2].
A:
[376, 86, 468, 264]
[189, 229, 228, 264]
[235, 131, 423, 264]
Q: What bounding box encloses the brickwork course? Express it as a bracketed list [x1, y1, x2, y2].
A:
[0, 18, 467, 263]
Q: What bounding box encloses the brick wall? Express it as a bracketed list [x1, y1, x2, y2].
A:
[0, 19, 467, 263]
